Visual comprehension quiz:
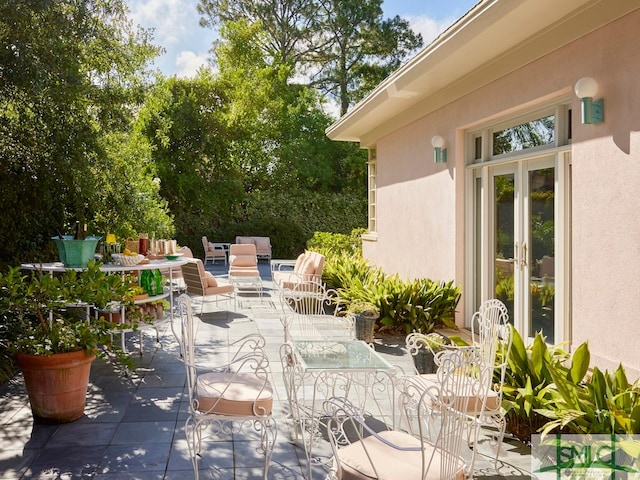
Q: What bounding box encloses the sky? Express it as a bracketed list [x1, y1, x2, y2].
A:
[126, 0, 479, 78]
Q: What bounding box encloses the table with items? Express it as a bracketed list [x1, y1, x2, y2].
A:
[21, 259, 189, 354]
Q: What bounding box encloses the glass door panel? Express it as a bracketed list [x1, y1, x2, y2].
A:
[493, 173, 515, 322]
[527, 167, 555, 342]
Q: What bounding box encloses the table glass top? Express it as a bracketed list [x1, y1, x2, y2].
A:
[292, 340, 393, 371]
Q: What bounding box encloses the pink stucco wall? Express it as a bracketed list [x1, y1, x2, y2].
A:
[364, 10, 640, 377]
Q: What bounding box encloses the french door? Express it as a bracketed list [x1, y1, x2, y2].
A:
[474, 153, 569, 343]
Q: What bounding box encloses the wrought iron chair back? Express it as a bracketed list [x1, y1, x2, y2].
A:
[324, 347, 481, 479]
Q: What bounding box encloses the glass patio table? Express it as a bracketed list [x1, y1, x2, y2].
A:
[281, 339, 397, 479]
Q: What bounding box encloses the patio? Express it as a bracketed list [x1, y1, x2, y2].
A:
[0, 262, 533, 479]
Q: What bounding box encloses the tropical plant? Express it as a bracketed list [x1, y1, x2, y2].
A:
[317, 241, 460, 333]
[537, 345, 640, 436]
[501, 328, 570, 443]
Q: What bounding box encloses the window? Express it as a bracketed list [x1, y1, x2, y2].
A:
[493, 114, 555, 156]
[368, 149, 377, 233]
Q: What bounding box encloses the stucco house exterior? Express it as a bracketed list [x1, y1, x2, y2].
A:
[327, 0, 640, 378]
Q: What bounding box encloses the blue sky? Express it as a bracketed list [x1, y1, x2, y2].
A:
[126, 0, 479, 77]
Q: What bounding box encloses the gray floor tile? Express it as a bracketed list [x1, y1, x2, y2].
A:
[0, 448, 39, 480]
[49, 422, 117, 447]
[25, 445, 107, 478]
[97, 443, 171, 473]
[111, 421, 176, 445]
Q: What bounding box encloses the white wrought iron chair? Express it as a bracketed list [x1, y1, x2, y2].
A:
[405, 299, 512, 473]
[323, 347, 482, 480]
[176, 294, 277, 480]
[201, 236, 226, 266]
[469, 298, 512, 470]
[279, 280, 354, 342]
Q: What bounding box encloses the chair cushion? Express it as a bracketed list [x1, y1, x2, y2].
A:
[293, 253, 306, 272]
[254, 237, 271, 250]
[204, 284, 234, 295]
[300, 256, 317, 276]
[417, 374, 501, 413]
[195, 372, 273, 416]
[204, 272, 218, 287]
[229, 254, 255, 267]
[236, 236, 254, 245]
[338, 430, 465, 480]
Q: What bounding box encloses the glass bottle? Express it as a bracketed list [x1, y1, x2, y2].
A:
[141, 270, 152, 295]
[154, 269, 163, 296]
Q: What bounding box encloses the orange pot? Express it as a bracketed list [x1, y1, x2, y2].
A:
[15, 350, 95, 424]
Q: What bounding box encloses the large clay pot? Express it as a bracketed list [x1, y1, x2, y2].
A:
[15, 350, 95, 424]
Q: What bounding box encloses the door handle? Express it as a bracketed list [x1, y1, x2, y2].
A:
[521, 242, 528, 269]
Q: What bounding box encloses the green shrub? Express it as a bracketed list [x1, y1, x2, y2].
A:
[317, 238, 460, 333]
[501, 328, 569, 443]
[307, 228, 366, 257]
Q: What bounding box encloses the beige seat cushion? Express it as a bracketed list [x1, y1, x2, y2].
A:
[204, 284, 234, 296]
[254, 237, 271, 250]
[235, 236, 254, 245]
[338, 430, 465, 480]
[300, 256, 317, 276]
[229, 267, 260, 277]
[204, 272, 218, 287]
[229, 254, 255, 267]
[293, 253, 306, 272]
[417, 373, 501, 413]
[195, 372, 273, 416]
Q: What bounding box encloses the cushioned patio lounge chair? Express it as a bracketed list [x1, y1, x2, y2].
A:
[181, 258, 234, 313]
[201, 235, 227, 266]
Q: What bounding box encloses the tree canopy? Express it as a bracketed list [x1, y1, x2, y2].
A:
[0, 0, 170, 265]
[198, 0, 423, 114]
[0, 0, 421, 266]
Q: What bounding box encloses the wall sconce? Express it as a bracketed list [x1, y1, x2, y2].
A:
[574, 77, 604, 124]
[431, 135, 447, 163]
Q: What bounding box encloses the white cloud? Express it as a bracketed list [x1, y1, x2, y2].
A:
[128, 0, 193, 47]
[406, 14, 458, 45]
[175, 51, 210, 78]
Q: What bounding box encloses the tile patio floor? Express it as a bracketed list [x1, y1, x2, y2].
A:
[0, 262, 534, 479]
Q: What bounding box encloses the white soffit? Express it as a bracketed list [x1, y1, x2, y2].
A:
[326, 0, 640, 146]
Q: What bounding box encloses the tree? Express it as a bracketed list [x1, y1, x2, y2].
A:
[213, 19, 366, 193]
[311, 0, 423, 114]
[198, 0, 318, 66]
[138, 71, 245, 240]
[0, 0, 166, 266]
[198, 0, 422, 115]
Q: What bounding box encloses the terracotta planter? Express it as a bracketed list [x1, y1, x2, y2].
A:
[15, 350, 95, 424]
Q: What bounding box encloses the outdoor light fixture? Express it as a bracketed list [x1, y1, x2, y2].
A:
[431, 135, 447, 163]
[574, 77, 604, 124]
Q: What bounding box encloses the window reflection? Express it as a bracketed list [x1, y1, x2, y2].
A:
[493, 115, 555, 156]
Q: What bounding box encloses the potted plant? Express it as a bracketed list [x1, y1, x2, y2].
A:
[406, 331, 451, 374]
[0, 261, 133, 423]
[347, 300, 380, 344]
